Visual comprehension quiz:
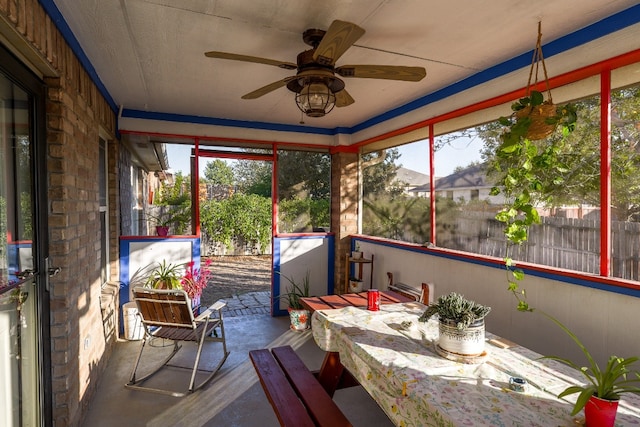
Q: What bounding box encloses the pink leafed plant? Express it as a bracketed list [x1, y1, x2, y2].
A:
[181, 258, 213, 299]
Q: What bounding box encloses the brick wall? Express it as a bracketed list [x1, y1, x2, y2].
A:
[0, 1, 119, 425]
[331, 151, 359, 290]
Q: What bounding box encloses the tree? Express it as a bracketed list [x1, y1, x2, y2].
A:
[233, 159, 272, 197]
[477, 86, 640, 220]
[362, 148, 404, 196]
[156, 172, 190, 206]
[203, 159, 234, 185]
[277, 151, 330, 200]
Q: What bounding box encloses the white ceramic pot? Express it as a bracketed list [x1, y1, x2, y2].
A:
[349, 280, 364, 293]
[438, 319, 485, 356]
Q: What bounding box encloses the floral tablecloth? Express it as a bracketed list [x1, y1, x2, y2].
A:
[311, 302, 640, 427]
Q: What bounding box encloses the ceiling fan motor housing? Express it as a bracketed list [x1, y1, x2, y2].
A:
[286, 50, 345, 94]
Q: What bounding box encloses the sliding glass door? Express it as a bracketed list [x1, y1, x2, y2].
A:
[0, 44, 49, 427]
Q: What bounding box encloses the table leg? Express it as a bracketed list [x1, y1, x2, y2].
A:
[316, 352, 344, 396]
[316, 351, 360, 396]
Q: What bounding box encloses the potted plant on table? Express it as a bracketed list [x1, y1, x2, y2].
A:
[418, 291, 491, 358]
[275, 270, 311, 331]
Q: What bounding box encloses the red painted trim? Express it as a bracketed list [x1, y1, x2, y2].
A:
[600, 71, 612, 276]
[354, 49, 640, 148]
[119, 235, 198, 240]
[198, 150, 274, 161]
[429, 124, 436, 245]
[276, 232, 336, 238]
[194, 139, 201, 236]
[272, 146, 279, 236]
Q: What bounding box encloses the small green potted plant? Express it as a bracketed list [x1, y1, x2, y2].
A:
[275, 270, 311, 331]
[144, 260, 182, 290]
[418, 292, 491, 357]
[146, 205, 191, 236]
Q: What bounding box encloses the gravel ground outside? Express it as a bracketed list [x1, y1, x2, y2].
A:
[200, 255, 272, 307]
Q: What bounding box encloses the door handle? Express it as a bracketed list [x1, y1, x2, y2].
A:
[16, 269, 35, 280]
[48, 267, 61, 277]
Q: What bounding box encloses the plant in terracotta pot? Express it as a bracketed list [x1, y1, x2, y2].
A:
[418, 292, 491, 357]
[275, 270, 311, 331]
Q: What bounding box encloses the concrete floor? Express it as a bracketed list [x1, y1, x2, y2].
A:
[82, 294, 394, 427]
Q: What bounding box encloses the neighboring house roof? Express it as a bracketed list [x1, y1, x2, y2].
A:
[410, 163, 492, 193]
[435, 163, 491, 190]
[394, 167, 429, 187]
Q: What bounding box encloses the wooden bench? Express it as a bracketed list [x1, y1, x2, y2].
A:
[249, 345, 352, 427]
[386, 272, 431, 304]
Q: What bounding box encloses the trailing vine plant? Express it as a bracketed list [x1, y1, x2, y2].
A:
[489, 90, 577, 311]
[490, 94, 640, 416]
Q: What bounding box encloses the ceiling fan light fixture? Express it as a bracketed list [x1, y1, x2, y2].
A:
[295, 80, 336, 118]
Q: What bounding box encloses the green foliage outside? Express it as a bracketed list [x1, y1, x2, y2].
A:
[200, 193, 272, 252]
[478, 86, 640, 221]
[362, 147, 432, 241]
[233, 159, 272, 197]
[362, 148, 405, 197]
[203, 159, 234, 185]
[153, 172, 192, 235]
[279, 198, 330, 232]
[363, 194, 430, 242]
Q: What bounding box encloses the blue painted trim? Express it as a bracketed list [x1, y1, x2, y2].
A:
[361, 238, 640, 299]
[352, 4, 640, 133]
[327, 234, 335, 294]
[39, 3, 640, 136]
[121, 109, 344, 135]
[38, 0, 118, 113]
[272, 237, 284, 316]
[272, 234, 335, 316]
[117, 236, 201, 334]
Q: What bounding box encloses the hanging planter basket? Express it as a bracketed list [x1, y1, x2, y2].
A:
[515, 22, 558, 140]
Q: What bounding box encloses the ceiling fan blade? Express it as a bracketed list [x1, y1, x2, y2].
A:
[242, 79, 288, 100]
[205, 51, 297, 70]
[313, 20, 365, 66]
[241, 77, 297, 99]
[335, 90, 355, 107]
[336, 65, 426, 82]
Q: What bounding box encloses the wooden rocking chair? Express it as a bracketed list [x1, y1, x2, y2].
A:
[125, 287, 229, 397]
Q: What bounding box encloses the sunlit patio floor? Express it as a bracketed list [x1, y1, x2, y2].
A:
[82, 294, 393, 426]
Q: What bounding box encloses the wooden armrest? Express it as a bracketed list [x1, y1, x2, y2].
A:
[195, 300, 226, 321]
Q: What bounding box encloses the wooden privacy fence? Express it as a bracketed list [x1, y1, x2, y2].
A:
[437, 211, 640, 281]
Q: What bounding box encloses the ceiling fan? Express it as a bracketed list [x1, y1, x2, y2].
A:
[204, 20, 426, 118]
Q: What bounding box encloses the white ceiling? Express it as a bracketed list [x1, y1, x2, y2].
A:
[51, 0, 639, 136]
